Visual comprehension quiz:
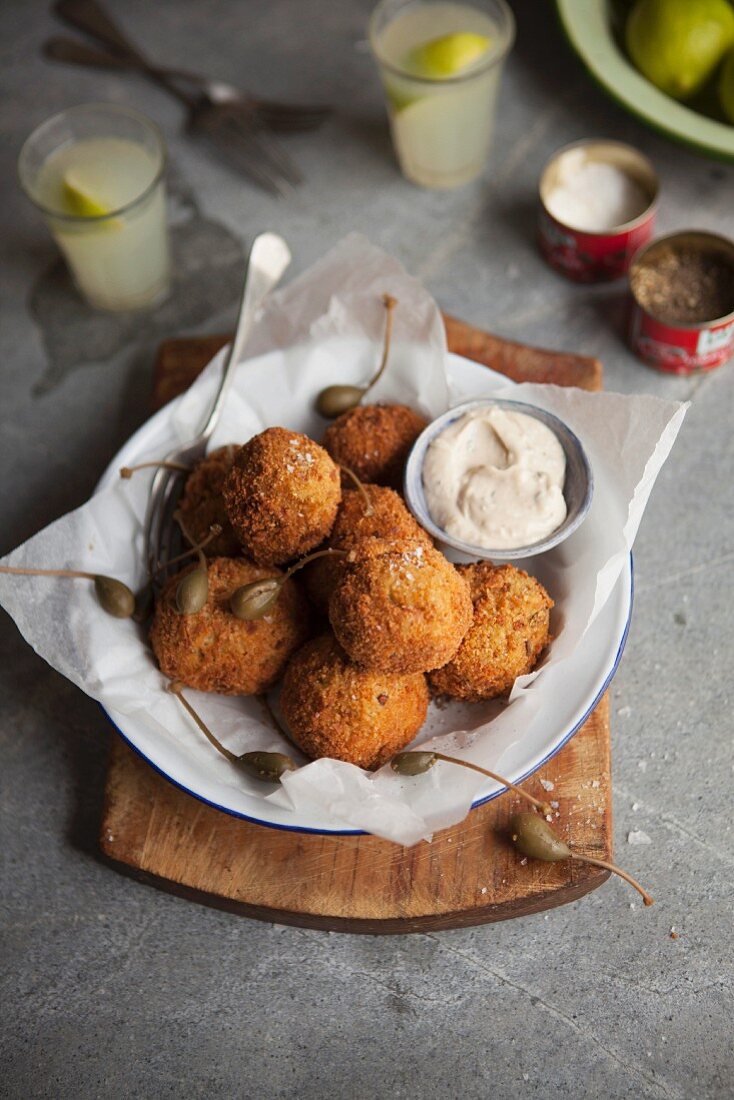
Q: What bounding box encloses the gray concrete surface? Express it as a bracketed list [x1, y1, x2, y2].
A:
[1, 2, 732, 1097]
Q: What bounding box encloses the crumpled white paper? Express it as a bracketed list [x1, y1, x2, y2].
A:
[0, 234, 687, 845]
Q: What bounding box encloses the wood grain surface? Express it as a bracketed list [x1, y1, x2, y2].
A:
[101, 316, 611, 932]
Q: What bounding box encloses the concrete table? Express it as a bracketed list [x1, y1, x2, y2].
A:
[1, 1, 731, 1096]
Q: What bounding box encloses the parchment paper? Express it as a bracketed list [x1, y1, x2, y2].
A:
[0, 234, 687, 844]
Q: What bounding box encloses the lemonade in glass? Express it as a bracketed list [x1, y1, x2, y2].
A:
[370, 0, 515, 189]
[19, 104, 170, 312]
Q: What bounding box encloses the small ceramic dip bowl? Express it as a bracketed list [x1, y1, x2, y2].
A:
[404, 398, 593, 560]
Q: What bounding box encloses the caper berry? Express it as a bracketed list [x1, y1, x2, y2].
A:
[229, 577, 282, 620]
[509, 812, 571, 862]
[175, 567, 208, 615]
[93, 575, 136, 619]
[315, 383, 365, 419]
[239, 751, 296, 782]
[391, 751, 438, 776]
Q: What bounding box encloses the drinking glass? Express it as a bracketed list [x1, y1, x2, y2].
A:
[370, 0, 515, 189]
[18, 103, 170, 312]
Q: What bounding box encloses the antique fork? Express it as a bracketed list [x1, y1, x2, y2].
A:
[44, 37, 331, 133]
[145, 232, 291, 577]
[52, 0, 307, 194]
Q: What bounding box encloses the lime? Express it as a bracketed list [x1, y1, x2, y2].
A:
[407, 31, 491, 79]
[626, 0, 734, 100]
[719, 46, 734, 120]
[62, 171, 113, 218]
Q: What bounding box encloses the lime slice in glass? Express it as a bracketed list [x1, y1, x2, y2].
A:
[407, 32, 492, 79]
[62, 171, 118, 225]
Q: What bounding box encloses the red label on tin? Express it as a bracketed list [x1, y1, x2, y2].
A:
[630, 305, 734, 374]
[539, 210, 655, 283]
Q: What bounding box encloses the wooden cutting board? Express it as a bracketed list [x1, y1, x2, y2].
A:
[100, 316, 611, 933]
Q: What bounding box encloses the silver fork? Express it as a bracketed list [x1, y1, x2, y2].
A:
[145, 231, 291, 578]
[44, 37, 332, 133]
[52, 0, 304, 195]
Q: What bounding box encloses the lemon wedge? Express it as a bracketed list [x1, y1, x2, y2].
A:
[407, 31, 492, 79]
[62, 171, 114, 219]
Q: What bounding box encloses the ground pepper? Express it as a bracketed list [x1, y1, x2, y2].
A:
[630, 244, 734, 324]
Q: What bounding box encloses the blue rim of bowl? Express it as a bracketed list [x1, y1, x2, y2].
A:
[99, 558, 632, 838]
[403, 397, 594, 560]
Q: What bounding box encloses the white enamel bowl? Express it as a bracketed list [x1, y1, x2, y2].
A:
[95, 352, 632, 835]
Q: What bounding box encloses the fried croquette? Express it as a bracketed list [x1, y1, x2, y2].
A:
[177, 445, 241, 558]
[280, 634, 429, 769]
[150, 557, 310, 695]
[428, 562, 553, 701]
[322, 403, 428, 489]
[328, 538, 472, 674]
[303, 485, 433, 611]
[223, 427, 341, 567]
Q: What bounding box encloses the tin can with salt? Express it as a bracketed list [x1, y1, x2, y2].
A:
[628, 230, 734, 374]
[538, 140, 658, 282]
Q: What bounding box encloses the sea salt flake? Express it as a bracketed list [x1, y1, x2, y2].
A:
[627, 829, 651, 846]
[539, 778, 555, 791]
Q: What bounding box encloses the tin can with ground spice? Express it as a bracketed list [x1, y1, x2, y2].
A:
[538, 140, 659, 283]
[628, 231, 734, 374]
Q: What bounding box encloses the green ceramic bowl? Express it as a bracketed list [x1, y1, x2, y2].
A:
[556, 0, 734, 162]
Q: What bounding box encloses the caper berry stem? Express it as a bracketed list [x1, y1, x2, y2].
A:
[0, 565, 98, 580]
[362, 293, 398, 397]
[120, 460, 191, 479]
[339, 466, 374, 517]
[432, 752, 553, 816]
[283, 547, 347, 580]
[314, 293, 399, 419]
[167, 680, 239, 764]
[168, 681, 296, 782]
[569, 853, 655, 906]
[152, 524, 222, 577]
[0, 565, 135, 618]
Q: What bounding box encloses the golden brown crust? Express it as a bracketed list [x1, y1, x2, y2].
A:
[280, 634, 429, 769]
[328, 538, 473, 674]
[428, 562, 553, 702]
[149, 557, 310, 695]
[302, 485, 433, 611]
[178, 445, 242, 558]
[223, 427, 341, 566]
[322, 403, 428, 489]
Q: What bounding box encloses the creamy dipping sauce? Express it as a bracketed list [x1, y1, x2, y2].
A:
[423, 406, 567, 549]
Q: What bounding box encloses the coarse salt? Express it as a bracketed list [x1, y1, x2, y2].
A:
[545, 152, 650, 233]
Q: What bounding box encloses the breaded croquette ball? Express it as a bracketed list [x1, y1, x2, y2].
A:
[428, 562, 553, 702]
[303, 485, 433, 611]
[329, 538, 472, 674]
[322, 403, 428, 489]
[223, 427, 341, 567]
[280, 634, 429, 769]
[150, 557, 310, 695]
[177, 445, 241, 558]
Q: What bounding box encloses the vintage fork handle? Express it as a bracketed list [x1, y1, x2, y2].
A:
[53, 0, 196, 106]
[199, 233, 292, 442]
[44, 36, 230, 101]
